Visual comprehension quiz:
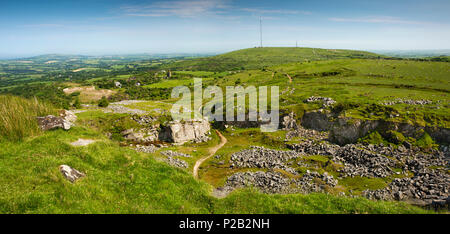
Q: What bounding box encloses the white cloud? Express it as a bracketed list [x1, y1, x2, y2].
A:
[240, 8, 311, 15]
[329, 16, 427, 25]
[121, 0, 231, 18]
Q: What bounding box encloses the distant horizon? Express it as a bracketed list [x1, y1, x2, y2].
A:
[2, 47, 450, 60]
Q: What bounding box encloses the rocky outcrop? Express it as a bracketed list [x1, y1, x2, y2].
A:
[300, 110, 450, 145]
[159, 119, 211, 144]
[59, 165, 85, 183]
[37, 110, 77, 131]
[330, 118, 379, 145]
[301, 110, 333, 131]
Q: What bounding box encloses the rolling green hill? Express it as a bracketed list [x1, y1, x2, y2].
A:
[163, 47, 383, 71]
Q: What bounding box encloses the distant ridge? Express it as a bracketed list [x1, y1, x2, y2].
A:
[163, 47, 383, 71]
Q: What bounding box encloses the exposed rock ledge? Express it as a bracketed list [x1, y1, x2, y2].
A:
[301, 110, 449, 145]
[159, 119, 211, 144]
[37, 110, 77, 131]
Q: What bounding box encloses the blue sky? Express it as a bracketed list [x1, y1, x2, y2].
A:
[1, 0, 449, 57]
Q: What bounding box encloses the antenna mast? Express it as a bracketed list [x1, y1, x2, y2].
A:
[259, 16, 263, 48]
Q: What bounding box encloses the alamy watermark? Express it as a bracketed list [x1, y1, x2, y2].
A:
[170, 78, 279, 132]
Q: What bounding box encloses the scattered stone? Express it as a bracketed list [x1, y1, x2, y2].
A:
[104, 104, 147, 115]
[131, 115, 157, 125]
[134, 144, 158, 153]
[305, 96, 336, 107]
[59, 165, 85, 183]
[70, 139, 96, 146]
[382, 98, 433, 106]
[161, 150, 192, 158]
[164, 156, 188, 168]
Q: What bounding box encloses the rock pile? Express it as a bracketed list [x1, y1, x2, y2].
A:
[225, 171, 291, 194]
[363, 169, 450, 204]
[230, 146, 301, 174]
[223, 170, 338, 194]
[288, 141, 396, 177]
[293, 171, 338, 193]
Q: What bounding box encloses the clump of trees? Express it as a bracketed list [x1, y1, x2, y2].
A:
[98, 96, 109, 107]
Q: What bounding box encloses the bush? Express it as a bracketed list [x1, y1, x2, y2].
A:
[358, 131, 387, 145]
[98, 96, 109, 107]
[386, 130, 406, 144]
[0, 95, 55, 141]
[73, 97, 81, 109]
[416, 132, 435, 149]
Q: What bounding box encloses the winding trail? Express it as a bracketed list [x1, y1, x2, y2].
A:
[285, 73, 293, 83]
[193, 130, 227, 179]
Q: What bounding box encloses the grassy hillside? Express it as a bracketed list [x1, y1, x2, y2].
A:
[208, 59, 450, 128]
[0, 126, 430, 214]
[0, 95, 431, 214]
[163, 47, 383, 71]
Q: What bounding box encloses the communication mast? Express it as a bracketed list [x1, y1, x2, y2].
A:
[259, 16, 263, 48]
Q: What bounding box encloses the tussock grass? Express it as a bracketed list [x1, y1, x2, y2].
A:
[0, 95, 54, 141]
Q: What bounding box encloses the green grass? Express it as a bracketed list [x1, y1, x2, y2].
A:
[214, 189, 430, 214]
[339, 177, 388, 195]
[205, 58, 449, 128]
[0, 127, 432, 214]
[143, 77, 213, 89]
